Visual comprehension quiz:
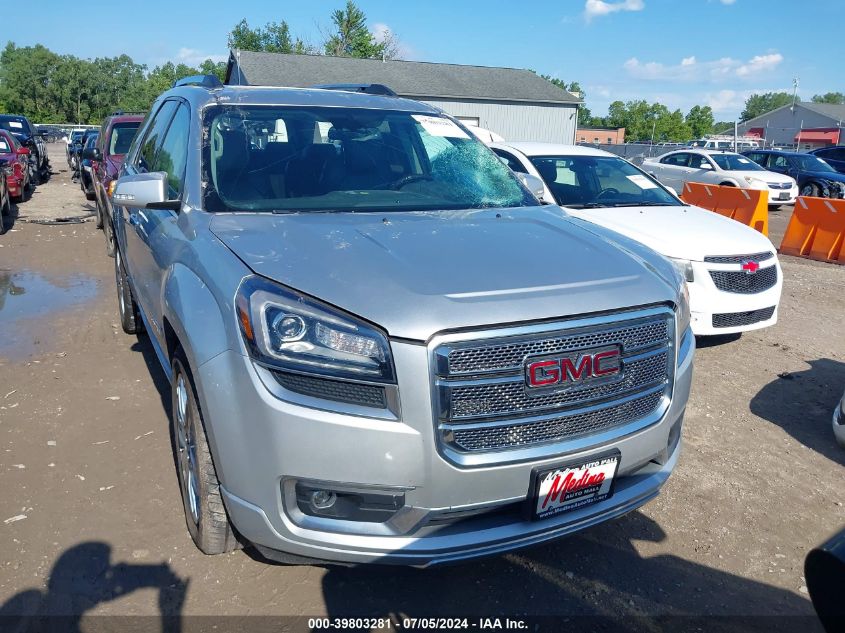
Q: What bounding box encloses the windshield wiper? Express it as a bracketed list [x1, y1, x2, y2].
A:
[604, 201, 672, 207]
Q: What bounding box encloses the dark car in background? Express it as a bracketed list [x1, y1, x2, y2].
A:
[86, 112, 144, 253]
[67, 130, 85, 168]
[0, 114, 49, 184]
[809, 146, 845, 175]
[70, 129, 98, 176]
[0, 129, 31, 202]
[743, 149, 845, 198]
[79, 130, 100, 200]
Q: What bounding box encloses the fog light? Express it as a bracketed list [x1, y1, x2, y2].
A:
[310, 489, 336, 510]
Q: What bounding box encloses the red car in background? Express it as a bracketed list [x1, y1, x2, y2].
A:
[87, 112, 145, 256]
[0, 129, 31, 203]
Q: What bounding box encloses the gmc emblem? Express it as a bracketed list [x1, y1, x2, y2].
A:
[525, 346, 622, 392]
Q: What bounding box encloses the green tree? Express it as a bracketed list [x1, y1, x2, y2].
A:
[712, 120, 735, 134]
[227, 19, 310, 54]
[740, 92, 793, 122]
[324, 1, 386, 58]
[199, 59, 228, 82]
[0, 42, 61, 120]
[811, 92, 845, 105]
[685, 105, 714, 139]
[540, 75, 593, 123]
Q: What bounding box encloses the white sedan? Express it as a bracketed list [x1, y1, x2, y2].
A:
[491, 142, 783, 336]
[644, 149, 798, 206]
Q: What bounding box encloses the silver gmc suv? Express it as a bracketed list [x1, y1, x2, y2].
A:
[111, 76, 694, 565]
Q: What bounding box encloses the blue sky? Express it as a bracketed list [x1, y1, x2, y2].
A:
[6, 0, 842, 120]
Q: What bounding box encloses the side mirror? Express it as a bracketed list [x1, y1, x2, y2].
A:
[82, 147, 101, 161]
[699, 163, 713, 170]
[17, 147, 30, 156]
[665, 186, 679, 197]
[113, 172, 177, 210]
[516, 172, 547, 202]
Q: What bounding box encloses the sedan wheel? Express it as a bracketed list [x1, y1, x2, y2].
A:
[801, 183, 820, 197]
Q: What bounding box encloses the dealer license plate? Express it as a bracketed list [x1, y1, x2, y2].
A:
[530, 451, 620, 520]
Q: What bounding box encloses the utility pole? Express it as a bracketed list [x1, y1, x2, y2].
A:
[791, 77, 800, 111]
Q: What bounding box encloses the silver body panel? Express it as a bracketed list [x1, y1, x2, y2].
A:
[112, 83, 695, 565]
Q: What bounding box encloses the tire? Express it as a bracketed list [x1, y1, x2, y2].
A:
[104, 216, 116, 258]
[95, 198, 104, 230]
[114, 249, 142, 335]
[719, 181, 736, 187]
[86, 190, 96, 201]
[171, 348, 240, 555]
[0, 193, 7, 235]
[800, 182, 820, 197]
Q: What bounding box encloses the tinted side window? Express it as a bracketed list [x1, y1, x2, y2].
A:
[151, 104, 190, 200]
[744, 152, 764, 165]
[136, 101, 178, 173]
[689, 154, 712, 169]
[661, 153, 689, 166]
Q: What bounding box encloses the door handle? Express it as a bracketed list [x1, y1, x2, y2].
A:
[128, 213, 140, 226]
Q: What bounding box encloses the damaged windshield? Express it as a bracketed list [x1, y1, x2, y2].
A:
[202, 105, 537, 213]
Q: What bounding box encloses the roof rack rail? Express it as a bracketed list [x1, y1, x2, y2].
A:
[173, 74, 224, 89]
[313, 83, 397, 97]
[110, 110, 147, 116]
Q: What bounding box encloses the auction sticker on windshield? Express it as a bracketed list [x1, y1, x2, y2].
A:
[530, 451, 620, 520]
[412, 115, 469, 139]
[627, 174, 658, 189]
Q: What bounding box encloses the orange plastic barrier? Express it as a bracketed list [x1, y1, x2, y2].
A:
[680, 182, 769, 236]
[778, 196, 845, 264]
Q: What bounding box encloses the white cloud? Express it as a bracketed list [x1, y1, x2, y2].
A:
[735, 53, 783, 77]
[623, 52, 783, 82]
[370, 22, 415, 59]
[176, 48, 227, 66]
[584, 0, 645, 22]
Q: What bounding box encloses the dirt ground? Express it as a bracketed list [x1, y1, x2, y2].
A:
[0, 145, 843, 629]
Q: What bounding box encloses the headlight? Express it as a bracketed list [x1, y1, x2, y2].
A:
[235, 276, 395, 383]
[669, 258, 694, 283]
[676, 282, 691, 335]
[743, 176, 766, 188]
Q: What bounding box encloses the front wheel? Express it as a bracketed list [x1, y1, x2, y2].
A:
[114, 249, 142, 334]
[171, 349, 240, 555]
[800, 183, 820, 197]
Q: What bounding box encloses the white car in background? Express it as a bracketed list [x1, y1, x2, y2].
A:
[491, 142, 783, 336]
[644, 149, 798, 206]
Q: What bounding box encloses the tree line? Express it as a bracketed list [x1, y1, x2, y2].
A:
[1, 0, 841, 138]
[0, 1, 398, 124]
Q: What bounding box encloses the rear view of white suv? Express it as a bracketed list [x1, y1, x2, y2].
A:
[645, 149, 798, 206]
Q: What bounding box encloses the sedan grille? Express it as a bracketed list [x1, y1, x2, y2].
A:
[431, 308, 675, 465]
[704, 252, 774, 264]
[712, 306, 776, 328]
[709, 265, 778, 294]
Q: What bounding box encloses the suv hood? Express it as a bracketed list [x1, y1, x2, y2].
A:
[566, 204, 774, 261]
[210, 207, 679, 341]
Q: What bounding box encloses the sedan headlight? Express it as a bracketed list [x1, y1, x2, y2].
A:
[669, 258, 694, 283]
[743, 176, 766, 188]
[235, 276, 396, 383]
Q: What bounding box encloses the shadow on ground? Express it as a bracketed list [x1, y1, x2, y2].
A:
[750, 358, 844, 465]
[0, 542, 187, 633]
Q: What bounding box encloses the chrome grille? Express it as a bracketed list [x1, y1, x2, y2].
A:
[451, 391, 664, 452]
[710, 265, 778, 294]
[431, 308, 675, 465]
[704, 252, 774, 264]
[447, 319, 667, 375]
[448, 351, 668, 419]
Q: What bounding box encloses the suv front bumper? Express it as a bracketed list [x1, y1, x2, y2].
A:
[195, 329, 694, 566]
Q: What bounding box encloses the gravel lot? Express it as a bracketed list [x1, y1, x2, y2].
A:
[0, 145, 843, 629]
